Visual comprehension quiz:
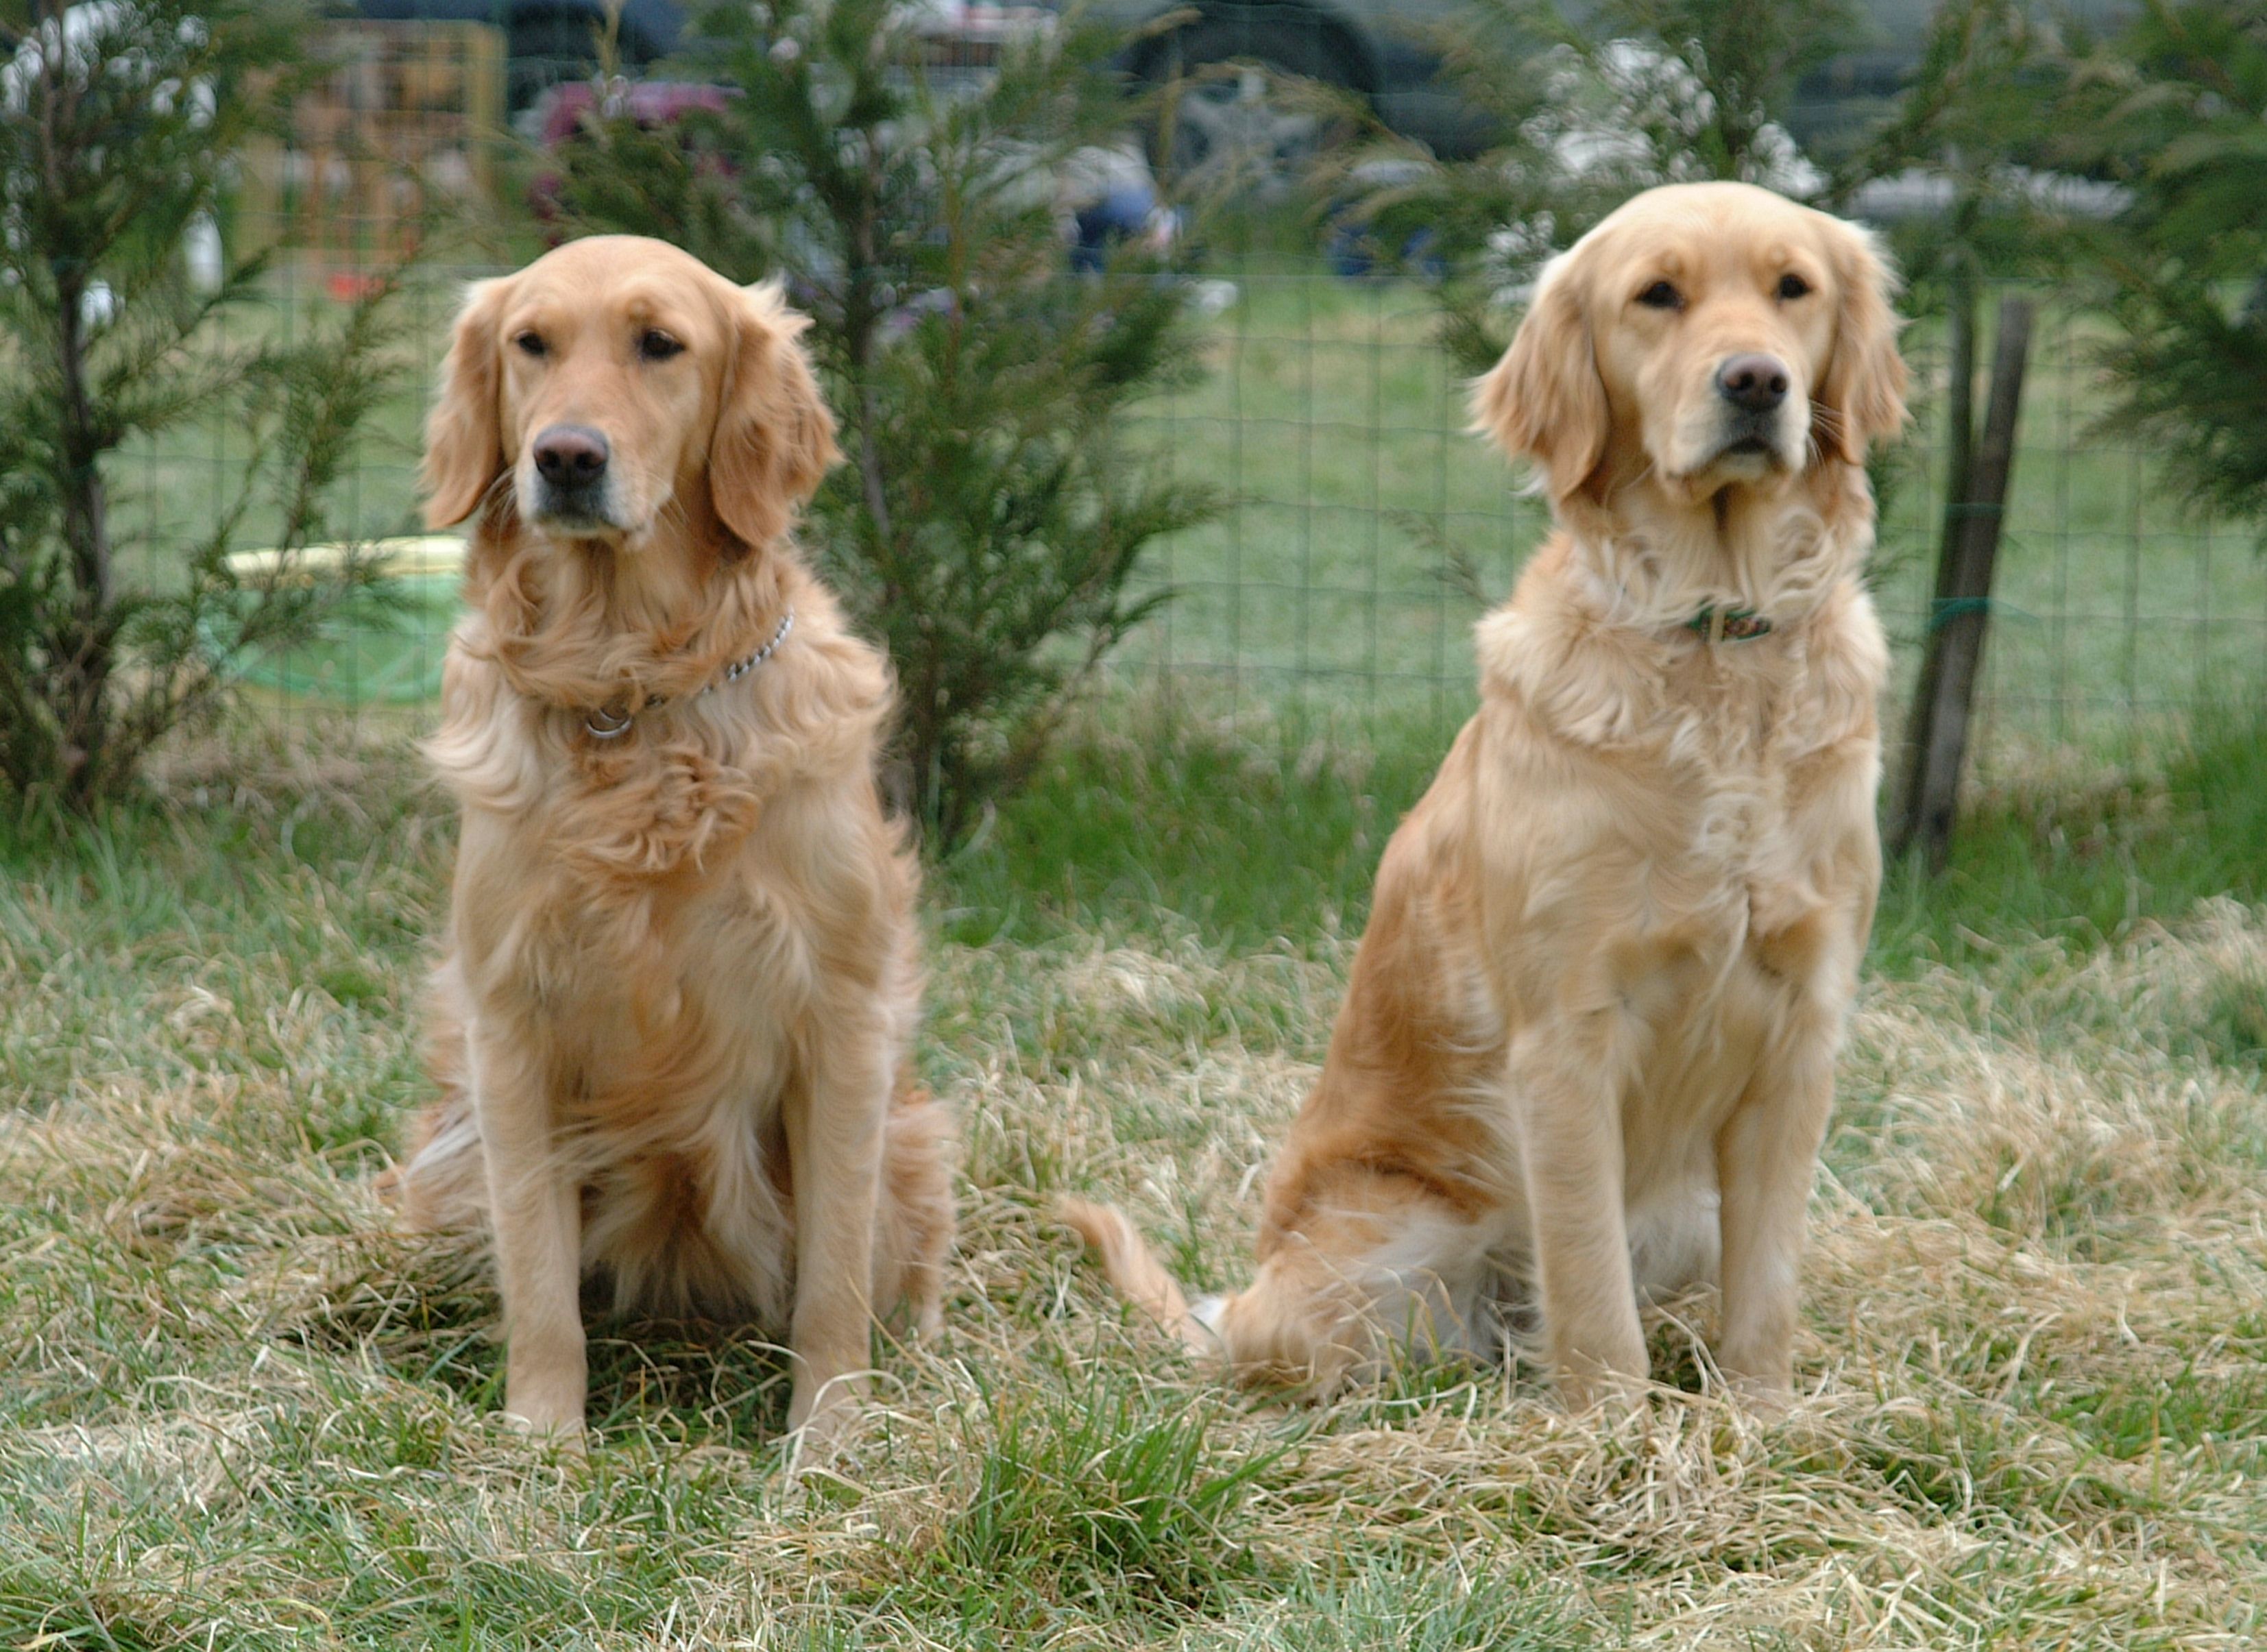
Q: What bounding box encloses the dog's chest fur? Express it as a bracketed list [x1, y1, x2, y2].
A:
[1465, 568, 1887, 1294]
[465, 832, 805, 1096]
[428, 653, 851, 1322]
[1479, 557, 1884, 938]
[463, 812, 819, 1313]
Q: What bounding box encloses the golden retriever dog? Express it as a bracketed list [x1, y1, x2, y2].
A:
[1065, 182, 1907, 1413]
[389, 236, 954, 1445]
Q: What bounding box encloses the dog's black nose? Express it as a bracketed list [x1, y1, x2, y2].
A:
[532, 424, 609, 487]
[1716, 354, 1790, 413]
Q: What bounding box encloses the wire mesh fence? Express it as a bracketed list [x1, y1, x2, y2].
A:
[122, 19, 2262, 779]
[1108, 265, 2267, 770]
[167, 256, 2259, 772]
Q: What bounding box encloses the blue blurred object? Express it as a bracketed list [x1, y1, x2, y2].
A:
[1325, 215, 1440, 283]
[1073, 183, 1163, 274]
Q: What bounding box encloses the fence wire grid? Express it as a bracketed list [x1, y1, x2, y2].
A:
[144, 244, 2264, 777]
[1113, 266, 2267, 768]
[113, 3, 2262, 786]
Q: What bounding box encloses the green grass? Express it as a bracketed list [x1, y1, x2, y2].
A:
[3, 715, 2266, 1647]
[936, 705, 1452, 952]
[1867, 694, 2267, 974]
[943, 689, 2267, 978]
[33, 208, 2267, 1647]
[25, 234, 2267, 1645]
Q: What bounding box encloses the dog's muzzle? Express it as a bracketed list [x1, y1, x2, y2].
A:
[1712, 353, 1793, 463]
[527, 422, 619, 528]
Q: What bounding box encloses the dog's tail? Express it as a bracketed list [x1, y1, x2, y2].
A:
[1057, 1198, 1219, 1357]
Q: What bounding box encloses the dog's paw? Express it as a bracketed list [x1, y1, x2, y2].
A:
[1555, 1368, 1653, 1429]
[781, 1394, 870, 1487]
[1726, 1374, 1796, 1422]
[488, 1407, 589, 1464]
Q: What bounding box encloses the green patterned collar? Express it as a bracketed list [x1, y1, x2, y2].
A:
[1684, 605, 1773, 644]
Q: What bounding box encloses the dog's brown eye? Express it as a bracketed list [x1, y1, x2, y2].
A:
[1777, 273, 1811, 300]
[638, 329, 685, 363]
[1636, 280, 1682, 310]
[513, 331, 547, 357]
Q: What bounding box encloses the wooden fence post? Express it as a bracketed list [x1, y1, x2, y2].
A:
[1890, 293, 2035, 872]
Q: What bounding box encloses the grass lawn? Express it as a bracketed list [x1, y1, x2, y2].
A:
[32, 230, 2267, 1647]
[3, 707, 2264, 1647]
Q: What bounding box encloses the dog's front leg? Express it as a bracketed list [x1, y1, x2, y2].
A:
[1510, 1013, 1649, 1413]
[1714, 985, 1842, 1409]
[468, 1023, 586, 1436]
[784, 1012, 888, 1444]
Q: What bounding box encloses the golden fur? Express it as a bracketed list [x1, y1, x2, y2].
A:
[389, 236, 954, 1442]
[1065, 182, 1909, 1413]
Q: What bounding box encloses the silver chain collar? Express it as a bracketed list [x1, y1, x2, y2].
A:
[583, 605, 796, 741]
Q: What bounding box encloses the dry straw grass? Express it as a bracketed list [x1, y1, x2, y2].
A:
[1, 749, 2263, 1647]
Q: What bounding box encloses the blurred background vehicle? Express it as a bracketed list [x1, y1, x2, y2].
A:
[343, 0, 683, 111]
[344, 1, 2133, 183]
[1092, 0, 2138, 190]
[342, 0, 1027, 117]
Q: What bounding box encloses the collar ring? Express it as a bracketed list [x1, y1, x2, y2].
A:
[585, 703, 635, 740]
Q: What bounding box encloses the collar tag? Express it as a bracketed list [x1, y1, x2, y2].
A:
[1686, 605, 1772, 644]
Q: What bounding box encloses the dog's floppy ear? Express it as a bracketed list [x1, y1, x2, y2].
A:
[1470, 251, 1609, 501]
[1814, 221, 1909, 465]
[710, 280, 840, 551]
[422, 276, 511, 529]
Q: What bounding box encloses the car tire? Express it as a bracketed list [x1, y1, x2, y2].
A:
[1145, 11, 1363, 201]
